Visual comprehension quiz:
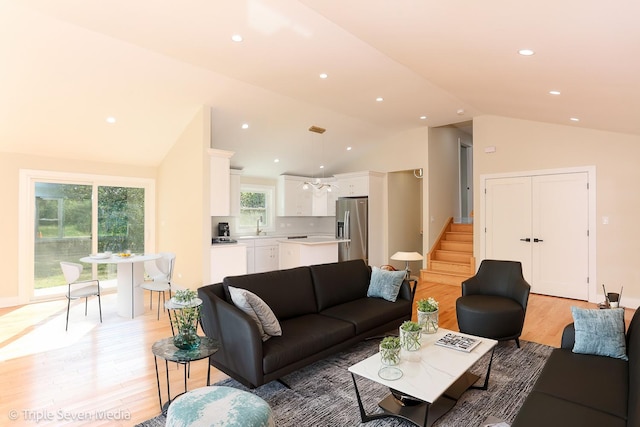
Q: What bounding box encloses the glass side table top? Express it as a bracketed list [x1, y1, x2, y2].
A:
[152, 336, 219, 363]
[164, 297, 203, 310]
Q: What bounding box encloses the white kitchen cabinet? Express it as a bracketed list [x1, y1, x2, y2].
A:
[277, 175, 312, 216]
[254, 238, 280, 273]
[210, 244, 247, 283]
[209, 149, 234, 216]
[311, 179, 337, 216]
[246, 245, 255, 274]
[230, 169, 242, 217]
[334, 172, 370, 197]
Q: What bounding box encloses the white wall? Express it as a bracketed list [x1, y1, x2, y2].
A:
[427, 126, 465, 247]
[474, 115, 640, 306]
[156, 106, 211, 290]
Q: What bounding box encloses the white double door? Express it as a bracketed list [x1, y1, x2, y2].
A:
[485, 172, 589, 300]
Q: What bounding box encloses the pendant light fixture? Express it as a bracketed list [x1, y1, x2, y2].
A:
[303, 125, 337, 192]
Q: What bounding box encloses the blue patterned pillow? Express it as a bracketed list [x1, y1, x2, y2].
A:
[571, 306, 628, 360]
[367, 266, 405, 302]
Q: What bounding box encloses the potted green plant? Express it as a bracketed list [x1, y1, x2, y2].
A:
[379, 336, 401, 365]
[171, 289, 201, 350]
[416, 296, 439, 334]
[399, 320, 422, 351]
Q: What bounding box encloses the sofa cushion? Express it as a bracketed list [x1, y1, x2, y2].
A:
[228, 286, 282, 341]
[261, 314, 354, 374]
[223, 267, 317, 319]
[531, 348, 628, 419]
[512, 390, 626, 427]
[571, 306, 628, 360]
[367, 266, 405, 302]
[320, 297, 412, 335]
[310, 259, 370, 311]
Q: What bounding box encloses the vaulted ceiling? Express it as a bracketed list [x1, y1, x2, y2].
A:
[2, 1, 638, 177]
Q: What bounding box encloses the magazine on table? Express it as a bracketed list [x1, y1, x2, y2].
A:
[434, 333, 481, 353]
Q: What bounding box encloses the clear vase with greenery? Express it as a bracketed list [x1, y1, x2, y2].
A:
[171, 289, 201, 350]
[399, 320, 422, 351]
[416, 297, 439, 334]
[379, 336, 401, 366]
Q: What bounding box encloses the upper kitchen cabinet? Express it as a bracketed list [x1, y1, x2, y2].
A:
[230, 169, 242, 217]
[311, 178, 337, 216]
[334, 171, 383, 198]
[277, 175, 312, 216]
[209, 149, 234, 216]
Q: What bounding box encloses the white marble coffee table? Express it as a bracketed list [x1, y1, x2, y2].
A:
[348, 328, 498, 427]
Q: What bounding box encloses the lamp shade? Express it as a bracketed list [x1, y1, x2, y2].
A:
[390, 251, 423, 262]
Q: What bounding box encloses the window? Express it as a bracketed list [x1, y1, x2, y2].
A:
[238, 184, 274, 233]
[20, 170, 154, 302]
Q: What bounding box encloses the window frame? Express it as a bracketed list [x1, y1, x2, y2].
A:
[19, 169, 155, 303]
[236, 184, 275, 234]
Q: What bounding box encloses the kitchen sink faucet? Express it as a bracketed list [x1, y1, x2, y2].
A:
[256, 216, 263, 236]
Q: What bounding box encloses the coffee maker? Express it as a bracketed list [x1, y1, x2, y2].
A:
[217, 222, 230, 237]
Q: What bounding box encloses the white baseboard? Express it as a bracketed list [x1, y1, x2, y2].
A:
[0, 296, 22, 308]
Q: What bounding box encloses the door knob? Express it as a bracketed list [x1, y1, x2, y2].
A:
[534, 238, 544, 242]
[519, 238, 531, 242]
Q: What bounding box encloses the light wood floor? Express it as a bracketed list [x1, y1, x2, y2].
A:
[0, 282, 635, 426]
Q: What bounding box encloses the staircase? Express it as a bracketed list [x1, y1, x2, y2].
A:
[421, 217, 475, 286]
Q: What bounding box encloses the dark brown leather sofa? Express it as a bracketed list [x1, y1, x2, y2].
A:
[198, 259, 414, 388]
[512, 307, 640, 427]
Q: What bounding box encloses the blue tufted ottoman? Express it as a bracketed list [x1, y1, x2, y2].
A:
[166, 386, 274, 427]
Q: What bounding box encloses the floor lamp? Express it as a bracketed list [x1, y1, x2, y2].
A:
[390, 251, 424, 280]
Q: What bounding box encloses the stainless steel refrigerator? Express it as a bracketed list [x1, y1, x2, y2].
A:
[336, 197, 368, 263]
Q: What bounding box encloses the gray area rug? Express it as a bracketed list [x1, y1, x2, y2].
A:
[136, 338, 552, 426]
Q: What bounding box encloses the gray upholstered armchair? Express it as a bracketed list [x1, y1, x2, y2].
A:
[456, 259, 531, 347]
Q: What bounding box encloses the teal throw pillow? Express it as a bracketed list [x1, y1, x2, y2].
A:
[367, 266, 405, 302]
[571, 306, 627, 360]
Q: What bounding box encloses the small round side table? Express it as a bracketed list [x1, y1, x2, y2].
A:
[152, 336, 219, 414]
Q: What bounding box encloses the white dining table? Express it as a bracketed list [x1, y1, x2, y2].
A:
[80, 253, 162, 319]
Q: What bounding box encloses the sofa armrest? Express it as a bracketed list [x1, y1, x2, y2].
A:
[397, 279, 415, 305]
[198, 284, 265, 387]
[561, 323, 575, 349]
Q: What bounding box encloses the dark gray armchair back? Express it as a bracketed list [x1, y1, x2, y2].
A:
[462, 259, 531, 310]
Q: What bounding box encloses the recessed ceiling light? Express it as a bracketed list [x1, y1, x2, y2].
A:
[549, 90, 561, 95]
[346, 147, 352, 151]
[570, 117, 580, 122]
[241, 123, 249, 129]
[420, 116, 427, 120]
[319, 73, 328, 79]
[106, 117, 116, 124]
[320, 165, 325, 169]
[274, 158, 279, 163]
[518, 49, 535, 56]
[376, 97, 384, 102]
[231, 34, 243, 42]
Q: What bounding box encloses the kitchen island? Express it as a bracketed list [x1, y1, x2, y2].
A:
[278, 237, 349, 269]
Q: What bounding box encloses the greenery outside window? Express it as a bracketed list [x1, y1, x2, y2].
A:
[238, 184, 274, 233]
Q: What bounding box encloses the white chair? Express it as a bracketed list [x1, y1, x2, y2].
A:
[60, 261, 102, 331]
[141, 252, 176, 320]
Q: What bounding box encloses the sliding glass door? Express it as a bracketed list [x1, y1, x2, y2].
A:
[23, 171, 154, 300]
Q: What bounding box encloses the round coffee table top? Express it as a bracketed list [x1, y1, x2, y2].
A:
[152, 336, 219, 363]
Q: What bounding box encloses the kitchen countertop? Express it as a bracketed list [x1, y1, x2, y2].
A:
[213, 234, 340, 245]
[277, 237, 350, 245]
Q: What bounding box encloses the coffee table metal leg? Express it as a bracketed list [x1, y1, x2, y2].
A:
[469, 346, 495, 391]
[350, 373, 395, 423]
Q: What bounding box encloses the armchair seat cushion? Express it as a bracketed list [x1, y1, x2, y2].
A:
[456, 295, 525, 340]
